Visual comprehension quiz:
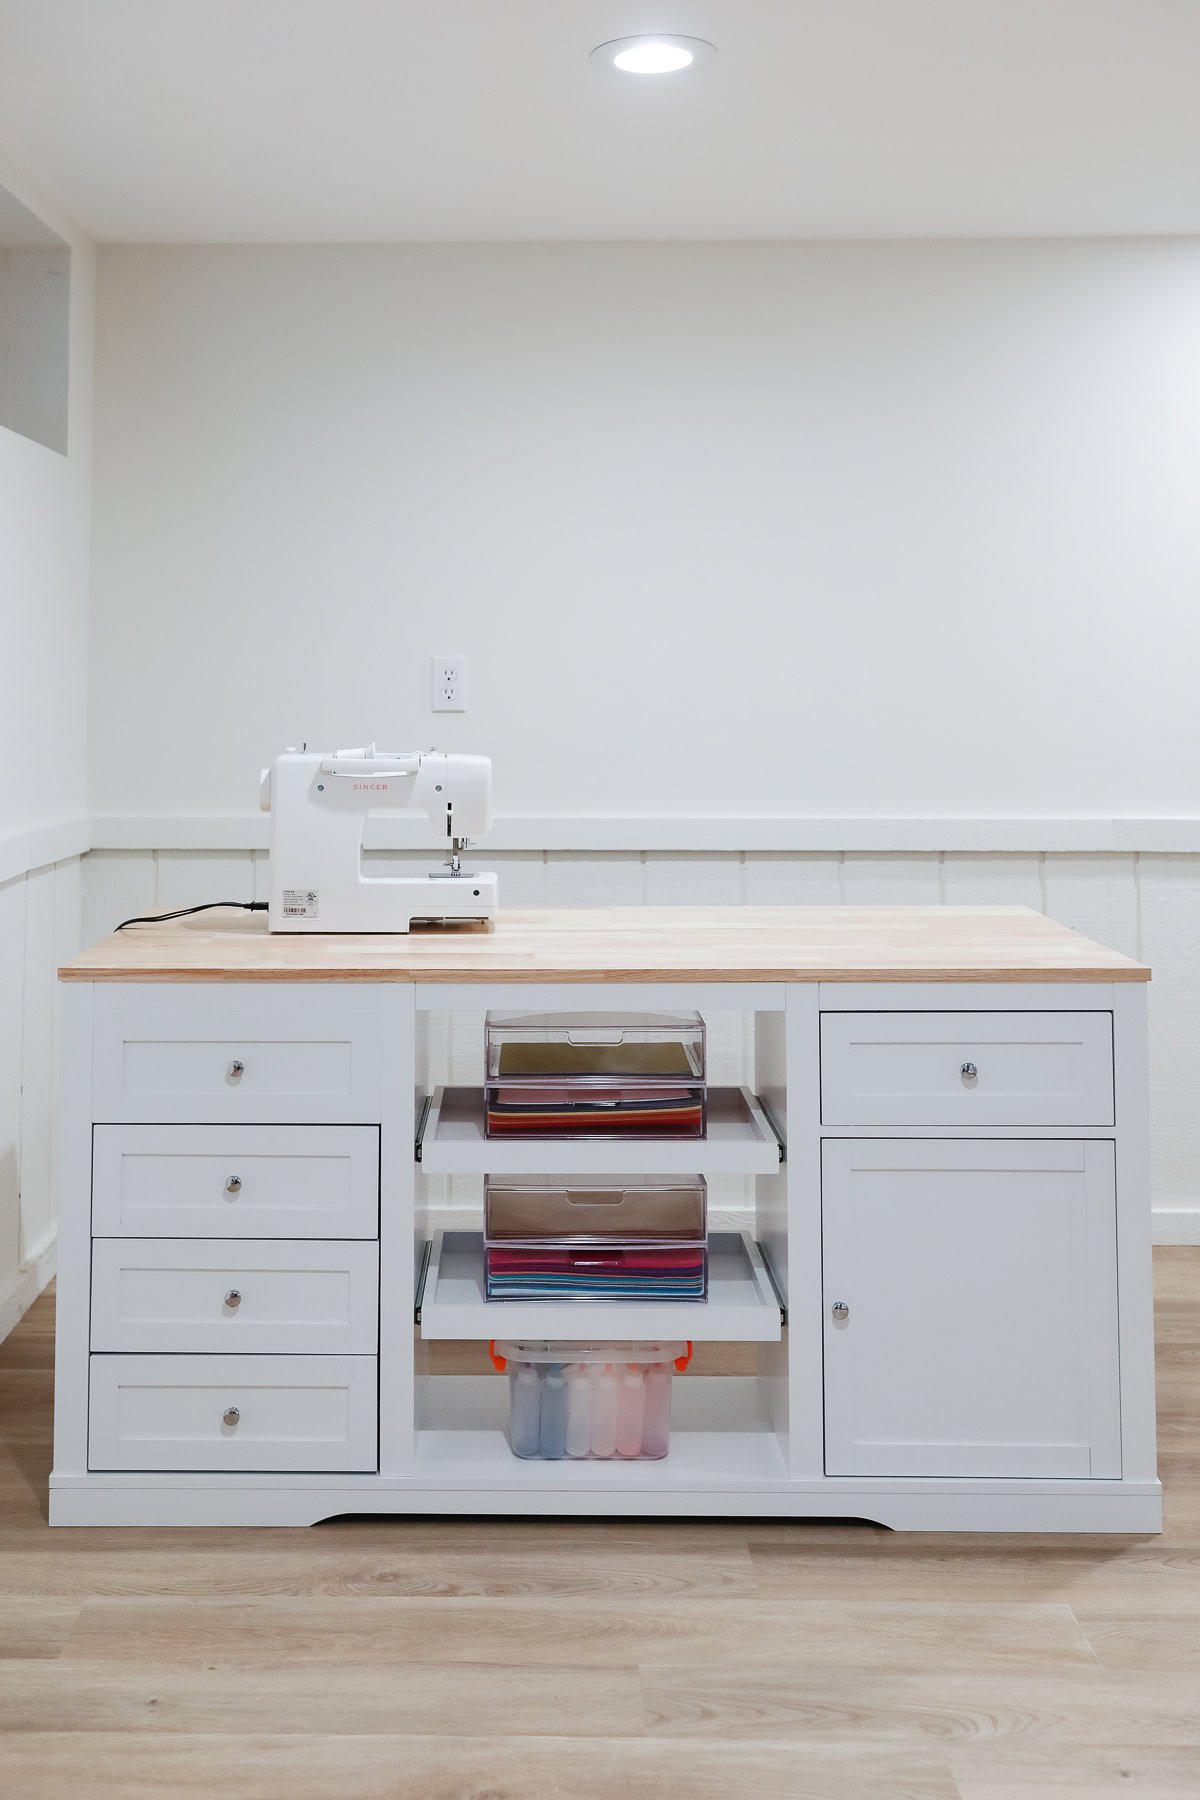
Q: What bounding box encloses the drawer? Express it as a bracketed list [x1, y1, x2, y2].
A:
[91, 984, 382, 1123]
[88, 1354, 378, 1472]
[92, 1125, 379, 1239]
[90, 1239, 379, 1354]
[820, 1011, 1114, 1127]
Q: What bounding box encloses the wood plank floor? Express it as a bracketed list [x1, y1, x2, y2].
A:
[1, 1254, 1198, 1799]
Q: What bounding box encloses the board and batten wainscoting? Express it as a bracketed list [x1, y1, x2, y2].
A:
[78, 835, 1200, 1245]
[0, 854, 84, 1340]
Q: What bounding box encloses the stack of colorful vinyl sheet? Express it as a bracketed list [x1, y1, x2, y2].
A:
[491, 1340, 693, 1460]
[483, 1175, 708, 1302]
[483, 1011, 707, 1139]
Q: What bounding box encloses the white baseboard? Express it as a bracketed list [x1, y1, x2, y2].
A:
[0, 1233, 57, 1345]
[1152, 1205, 1200, 1245]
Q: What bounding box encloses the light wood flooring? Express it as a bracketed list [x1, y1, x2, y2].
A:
[1, 1253, 1198, 1799]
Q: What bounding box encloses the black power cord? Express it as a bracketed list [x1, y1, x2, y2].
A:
[114, 901, 269, 931]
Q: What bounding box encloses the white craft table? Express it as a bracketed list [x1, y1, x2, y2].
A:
[50, 905, 1159, 1531]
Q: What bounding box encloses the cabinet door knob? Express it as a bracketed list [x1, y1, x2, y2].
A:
[222, 1405, 241, 1427]
[224, 1174, 242, 1195]
[227, 1058, 245, 1079]
[961, 1061, 978, 1083]
[224, 1288, 242, 1309]
[831, 1301, 849, 1323]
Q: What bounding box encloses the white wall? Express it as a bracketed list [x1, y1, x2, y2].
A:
[90, 240, 1200, 830]
[0, 160, 93, 863]
[0, 152, 91, 1337]
[0, 248, 71, 455]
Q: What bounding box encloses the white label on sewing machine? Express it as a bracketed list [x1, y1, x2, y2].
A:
[282, 888, 319, 919]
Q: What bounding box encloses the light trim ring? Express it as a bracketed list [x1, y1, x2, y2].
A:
[590, 35, 718, 77]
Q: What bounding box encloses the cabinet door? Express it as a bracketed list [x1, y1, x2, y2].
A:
[822, 1139, 1120, 1479]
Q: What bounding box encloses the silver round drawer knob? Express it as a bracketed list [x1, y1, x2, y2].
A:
[224, 1288, 242, 1309]
[222, 1405, 241, 1427]
[831, 1301, 849, 1323]
[961, 1061, 979, 1082]
[227, 1058, 245, 1079]
[224, 1175, 242, 1195]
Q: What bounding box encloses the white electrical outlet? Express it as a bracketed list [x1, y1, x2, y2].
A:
[431, 654, 466, 712]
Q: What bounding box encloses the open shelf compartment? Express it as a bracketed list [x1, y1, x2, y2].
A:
[416, 1084, 783, 1174]
[418, 1228, 783, 1341]
[414, 1374, 789, 1487]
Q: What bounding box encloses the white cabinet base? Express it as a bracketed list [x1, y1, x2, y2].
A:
[48, 1475, 1163, 1532]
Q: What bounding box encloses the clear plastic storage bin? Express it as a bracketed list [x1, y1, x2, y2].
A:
[483, 1175, 708, 1301]
[483, 1012, 707, 1140]
[489, 1340, 693, 1460]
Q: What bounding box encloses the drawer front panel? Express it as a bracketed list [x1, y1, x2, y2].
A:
[90, 1240, 379, 1354]
[820, 1011, 1114, 1127]
[88, 1354, 378, 1472]
[92, 986, 383, 1123]
[92, 1125, 380, 1239]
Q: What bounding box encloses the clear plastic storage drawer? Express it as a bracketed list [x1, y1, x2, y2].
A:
[483, 1012, 706, 1140]
[484, 1174, 707, 1243]
[483, 1174, 709, 1301]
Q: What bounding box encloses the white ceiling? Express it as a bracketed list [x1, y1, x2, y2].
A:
[2, 0, 1199, 242]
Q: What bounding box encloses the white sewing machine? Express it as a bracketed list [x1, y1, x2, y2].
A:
[259, 745, 499, 932]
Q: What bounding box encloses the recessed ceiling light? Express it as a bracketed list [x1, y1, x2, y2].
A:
[590, 35, 718, 76]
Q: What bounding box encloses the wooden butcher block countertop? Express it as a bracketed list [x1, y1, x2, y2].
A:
[59, 905, 1150, 984]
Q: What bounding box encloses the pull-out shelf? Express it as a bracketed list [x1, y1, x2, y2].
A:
[416, 1085, 783, 1175]
[417, 1228, 783, 1340]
